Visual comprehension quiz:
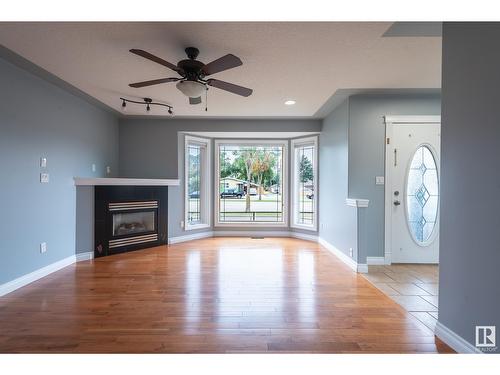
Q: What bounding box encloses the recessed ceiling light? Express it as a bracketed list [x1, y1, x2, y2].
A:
[284, 100, 296, 106]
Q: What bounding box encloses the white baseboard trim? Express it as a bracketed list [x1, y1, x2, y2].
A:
[168, 230, 319, 243]
[168, 231, 214, 244]
[384, 254, 392, 265]
[213, 230, 291, 238]
[357, 264, 369, 273]
[435, 321, 482, 354]
[169, 230, 320, 244]
[0, 255, 76, 297]
[76, 251, 94, 262]
[290, 232, 319, 242]
[318, 237, 365, 273]
[366, 256, 386, 266]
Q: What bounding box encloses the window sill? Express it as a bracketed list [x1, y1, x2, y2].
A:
[185, 223, 211, 231]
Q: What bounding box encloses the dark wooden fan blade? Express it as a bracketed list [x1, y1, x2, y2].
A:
[189, 96, 202, 105]
[129, 77, 179, 88]
[207, 79, 253, 97]
[130, 49, 183, 74]
[201, 54, 242, 76]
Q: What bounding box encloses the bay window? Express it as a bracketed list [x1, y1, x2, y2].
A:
[291, 136, 318, 230]
[185, 135, 211, 230]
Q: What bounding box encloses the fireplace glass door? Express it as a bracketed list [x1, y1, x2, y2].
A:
[112, 210, 156, 237]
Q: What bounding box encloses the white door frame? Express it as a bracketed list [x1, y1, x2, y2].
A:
[384, 115, 441, 265]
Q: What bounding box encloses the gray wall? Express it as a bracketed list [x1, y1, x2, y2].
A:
[439, 22, 500, 352]
[348, 94, 441, 262]
[119, 119, 322, 237]
[119, 119, 321, 178]
[0, 56, 119, 284]
[318, 99, 358, 261]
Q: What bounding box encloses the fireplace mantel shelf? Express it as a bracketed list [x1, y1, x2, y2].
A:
[74, 177, 180, 186]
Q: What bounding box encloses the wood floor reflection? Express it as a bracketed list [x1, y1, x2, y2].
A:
[0, 237, 453, 353]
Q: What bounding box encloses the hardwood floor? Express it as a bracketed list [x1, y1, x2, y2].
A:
[0, 237, 453, 353]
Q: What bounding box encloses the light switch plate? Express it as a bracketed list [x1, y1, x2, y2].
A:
[40, 173, 49, 183]
[375, 176, 385, 185]
[92, 164, 96, 172]
[40, 157, 47, 168]
[106, 166, 111, 174]
[40, 242, 47, 253]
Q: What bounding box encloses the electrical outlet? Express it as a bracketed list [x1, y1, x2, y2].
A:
[40, 173, 49, 183]
[180, 221, 184, 228]
[40, 157, 47, 168]
[106, 166, 111, 174]
[92, 164, 96, 172]
[375, 176, 385, 185]
[349, 248, 353, 257]
[40, 242, 47, 254]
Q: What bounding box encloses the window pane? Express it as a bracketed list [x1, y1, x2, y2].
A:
[218, 144, 284, 223]
[188, 145, 202, 224]
[295, 144, 315, 226]
[406, 146, 439, 244]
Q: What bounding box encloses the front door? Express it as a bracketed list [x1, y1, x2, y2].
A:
[388, 120, 440, 263]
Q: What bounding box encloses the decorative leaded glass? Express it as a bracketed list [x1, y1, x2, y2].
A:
[187, 145, 202, 224]
[406, 146, 439, 244]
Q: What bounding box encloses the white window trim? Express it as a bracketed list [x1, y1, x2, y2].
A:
[214, 139, 288, 228]
[184, 135, 211, 231]
[291, 136, 318, 231]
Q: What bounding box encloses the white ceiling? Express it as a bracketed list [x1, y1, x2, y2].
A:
[0, 22, 442, 118]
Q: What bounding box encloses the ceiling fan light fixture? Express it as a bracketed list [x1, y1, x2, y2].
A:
[176, 80, 206, 98]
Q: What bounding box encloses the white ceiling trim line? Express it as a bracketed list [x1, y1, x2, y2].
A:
[183, 131, 320, 139]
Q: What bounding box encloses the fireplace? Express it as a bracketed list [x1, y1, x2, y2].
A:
[94, 186, 168, 257]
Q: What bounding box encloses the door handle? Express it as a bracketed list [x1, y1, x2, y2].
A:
[393, 200, 401, 206]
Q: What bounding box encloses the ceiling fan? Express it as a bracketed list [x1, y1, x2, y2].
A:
[128, 47, 253, 105]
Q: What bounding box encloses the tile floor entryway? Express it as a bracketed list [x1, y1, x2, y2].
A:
[362, 264, 439, 331]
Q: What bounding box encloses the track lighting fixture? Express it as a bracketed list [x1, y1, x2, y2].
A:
[119, 97, 174, 115]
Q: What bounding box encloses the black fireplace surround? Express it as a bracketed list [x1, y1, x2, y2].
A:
[94, 186, 168, 258]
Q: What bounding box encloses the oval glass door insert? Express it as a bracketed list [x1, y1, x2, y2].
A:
[406, 146, 439, 244]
